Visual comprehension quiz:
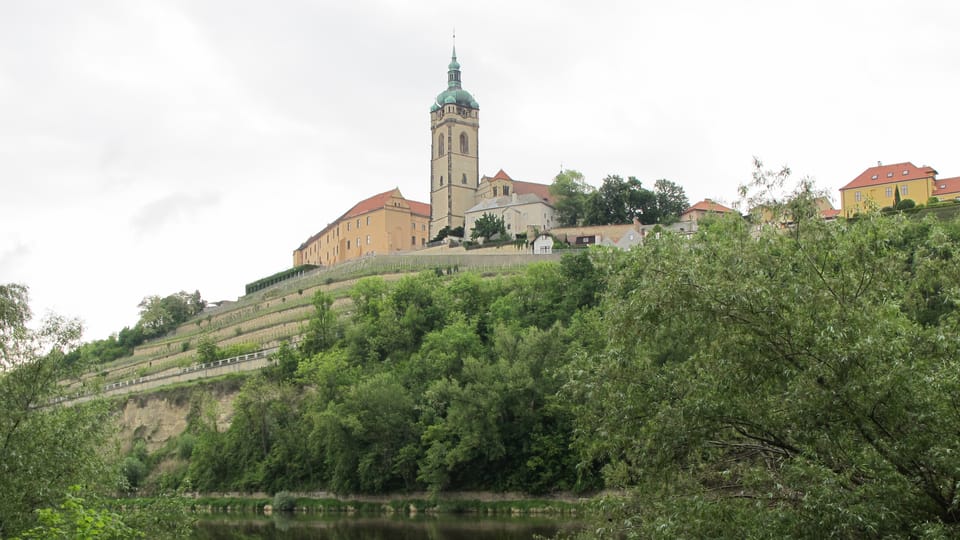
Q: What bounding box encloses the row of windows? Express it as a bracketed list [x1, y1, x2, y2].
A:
[345, 215, 373, 232]
[437, 133, 470, 157]
[855, 185, 908, 202]
[492, 185, 509, 196]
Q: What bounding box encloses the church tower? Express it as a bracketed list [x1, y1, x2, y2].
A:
[429, 42, 480, 239]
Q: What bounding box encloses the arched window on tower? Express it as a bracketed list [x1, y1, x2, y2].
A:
[438, 135, 445, 156]
[461, 173, 467, 185]
[459, 133, 468, 154]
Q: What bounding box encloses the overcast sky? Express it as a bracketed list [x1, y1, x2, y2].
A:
[2, 0, 958, 341]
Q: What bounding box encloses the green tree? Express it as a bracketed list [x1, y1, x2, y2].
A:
[0, 285, 115, 536]
[584, 175, 658, 225]
[136, 290, 205, 338]
[299, 291, 339, 357]
[549, 169, 593, 226]
[653, 178, 689, 223]
[566, 192, 960, 536]
[471, 213, 507, 241]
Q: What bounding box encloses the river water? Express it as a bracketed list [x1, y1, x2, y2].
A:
[193, 514, 583, 539]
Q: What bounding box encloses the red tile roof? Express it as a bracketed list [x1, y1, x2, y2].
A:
[683, 199, 735, 214]
[338, 188, 430, 219]
[341, 188, 402, 220]
[295, 188, 430, 251]
[820, 208, 841, 219]
[492, 169, 512, 181]
[511, 180, 553, 203]
[933, 176, 960, 197]
[408, 200, 431, 217]
[840, 162, 938, 191]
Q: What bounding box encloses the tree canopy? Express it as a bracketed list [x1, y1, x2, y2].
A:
[0, 284, 193, 538]
[471, 213, 507, 241]
[564, 181, 960, 537]
[550, 171, 689, 227]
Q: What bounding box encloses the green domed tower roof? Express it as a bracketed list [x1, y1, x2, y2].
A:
[431, 44, 479, 112]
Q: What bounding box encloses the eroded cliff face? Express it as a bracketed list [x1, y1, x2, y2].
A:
[115, 381, 240, 453]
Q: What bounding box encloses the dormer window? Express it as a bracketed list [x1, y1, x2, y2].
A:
[871, 174, 879, 180]
[887, 172, 894, 178]
[902, 170, 909, 175]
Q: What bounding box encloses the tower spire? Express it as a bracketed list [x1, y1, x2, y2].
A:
[447, 29, 461, 89]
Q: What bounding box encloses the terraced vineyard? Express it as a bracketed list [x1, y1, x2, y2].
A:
[68, 249, 559, 400]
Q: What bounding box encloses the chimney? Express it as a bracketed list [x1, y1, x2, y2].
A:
[877, 161, 882, 166]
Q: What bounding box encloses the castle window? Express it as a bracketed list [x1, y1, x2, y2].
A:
[356, 237, 360, 249]
[901, 185, 908, 195]
[366, 216, 370, 226]
[493, 187, 498, 196]
[356, 219, 360, 228]
[347, 240, 351, 249]
[462, 173, 467, 184]
[460, 133, 468, 154]
[438, 135, 445, 156]
[411, 235, 416, 246]
[412, 222, 416, 230]
[440, 176, 444, 186]
[366, 235, 371, 244]
[885, 187, 893, 197]
[503, 186, 509, 196]
[347, 222, 351, 231]
[855, 191, 862, 202]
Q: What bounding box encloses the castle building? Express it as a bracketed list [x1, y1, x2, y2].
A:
[294, 43, 556, 269]
[293, 188, 429, 267]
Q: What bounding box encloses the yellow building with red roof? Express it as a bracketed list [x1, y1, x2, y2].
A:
[839, 162, 938, 217]
[293, 188, 430, 267]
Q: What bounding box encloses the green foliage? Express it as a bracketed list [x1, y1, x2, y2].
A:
[653, 178, 689, 223]
[897, 198, 916, 210]
[137, 290, 205, 339]
[550, 169, 594, 227]
[565, 175, 960, 536]
[471, 212, 508, 241]
[0, 286, 117, 536]
[584, 175, 653, 225]
[184, 267, 604, 496]
[195, 334, 218, 363]
[1, 285, 193, 538]
[299, 291, 339, 357]
[14, 487, 143, 540]
[272, 491, 297, 512]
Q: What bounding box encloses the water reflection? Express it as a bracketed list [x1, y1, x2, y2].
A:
[194, 513, 581, 540]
